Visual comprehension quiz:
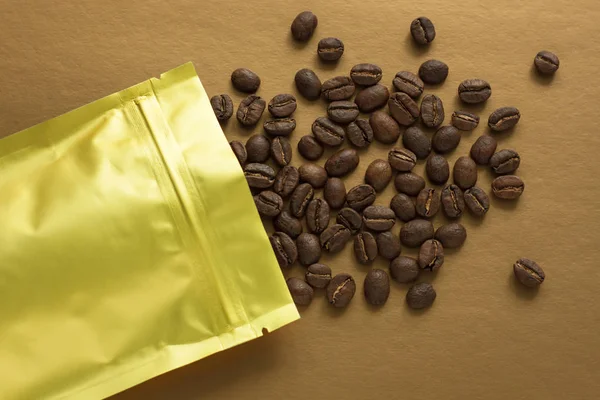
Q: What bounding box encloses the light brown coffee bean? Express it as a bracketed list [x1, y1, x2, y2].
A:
[306, 263, 332, 289]
[453, 156, 478, 190]
[354, 232, 378, 264]
[415, 188, 441, 218]
[377, 232, 402, 260]
[365, 159, 393, 192]
[388, 147, 417, 172]
[299, 163, 328, 188]
[492, 175, 525, 199]
[394, 172, 426, 196]
[388, 92, 420, 126]
[363, 205, 396, 232]
[390, 193, 416, 222]
[324, 178, 346, 209]
[326, 273, 356, 308]
[470, 135, 497, 165]
[364, 269, 390, 306]
[390, 256, 419, 283]
[325, 149, 359, 177]
[400, 219, 434, 248]
[287, 277, 314, 306]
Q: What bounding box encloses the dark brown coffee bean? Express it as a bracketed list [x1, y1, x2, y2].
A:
[320, 224, 352, 253]
[286, 277, 313, 306]
[418, 239, 444, 271]
[458, 79, 492, 104]
[312, 117, 345, 146]
[388, 148, 417, 172]
[441, 184, 465, 219]
[229, 140, 247, 165]
[263, 118, 296, 137]
[321, 76, 355, 101]
[416, 188, 440, 218]
[464, 186, 490, 217]
[390, 193, 416, 222]
[370, 111, 401, 144]
[274, 211, 303, 239]
[363, 205, 396, 232]
[318, 37, 344, 61]
[364, 269, 390, 305]
[390, 256, 419, 283]
[514, 258, 545, 287]
[325, 148, 359, 177]
[402, 126, 431, 159]
[237, 95, 266, 126]
[244, 163, 275, 188]
[534, 51, 559, 75]
[426, 155, 450, 185]
[296, 233, 322, 266]
[406, 282, 436, 309]
[470, 135, 497, 165]
[299, 163, 328, 188]
[306, 198, 330, 234]
[350, 63, 383, 86]
[432, 126, 461, 154]
[270, 232, 297, 268]
[295, 68, 322, 100]
[452, 110, 480, 131]
[392, 71, 424, 99]
[355, 84, 390, 113]
[298, 135, 324, 160]
[418, 60, 449, 85]
[488, 107, 521, 131]
[492, 175, 525, 199]
[324, 178, 346, 209]
[211, 94, 234, 122]
[435, 223, 467, 248]
[377, 232, 401, 260]
[347, 119, 373, 148]
[346, 184, 376, 211]
[420, 94, 445, 128]
[231, 68, 261, 93]
[306, 263, 332, 289]
[394, 172, 426, 196]
[268, 94, 297, 118]
[271, 137, 292, 166]
[273, 166, 299, 197]
[326, 273, 356, 308]
[254, 190, 283, 217]
[410, 16, 436, 45]
[490, 149, 520, 174]
[453, 156, 478, 190]
[291, 11, 318, 41]
[400, 219, 434, 248]
[327, 101, 359, 124]
[290, 183, 314, 217]
[245, 135, 270, 163]
[336, 208, 362, 234]
[388, 92, 420, 126]
[354, 232, 378, 264]
[365, 159, 392, 192]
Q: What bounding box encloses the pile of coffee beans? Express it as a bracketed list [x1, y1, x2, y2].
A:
[212, 11, 553, 311]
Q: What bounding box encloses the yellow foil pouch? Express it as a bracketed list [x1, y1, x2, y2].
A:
[0, 63, 299, 399]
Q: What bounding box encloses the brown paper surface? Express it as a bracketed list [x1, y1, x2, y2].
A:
[1, 1, 599, 399]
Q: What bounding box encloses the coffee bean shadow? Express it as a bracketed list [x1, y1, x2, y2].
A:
[237, 120, 258, 135]
[508, 273, 540, 300]
[490, 195, 520, 212]
[461, 209, 486, 227]
[403, 33, 430, 58]
[288, 34, 311, 51]
[451, 96, 488, 115]
[316, 55, 341, 72]
[406, 304, 433, 316]
[529, 63, 554, 86]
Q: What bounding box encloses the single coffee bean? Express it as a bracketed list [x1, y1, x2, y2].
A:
[394, 172, 426, 196]
[355, 84, 390, 113]
[464, 186, 490, 217]
[416, 188, 441, 218]
[336, 208, 362, 234]
[390, 193, 416, 222]
[514, 258, 545, 287]
[299, 163, 328, 188]
[290, 183, 314, 217]
[420, 94, 445, 128]
[363, 205, 396, 231]
[321, 76, 355, 101]
[534, 51, 560, 75]
[432, 125, 461, 154]
[244, 163, 275, 188]
[365, 159, 392, 192]
[419, 60, 449, 85]
[402, 126, 431, 159]
[286, 277, 314, 306]
[271, 137, 292, 166]
[245, 135, 270, 163]
[426, 155, 450, 185]
[388, 92, 420, 126]
[298, 135, 324, 160]
[237, 95, 266, 126]
[312, 117, 345, 146]
[268, 94, 297, 117]
[263, 118, 296, 136]
[229, 140, 247, 166]
[390, 256, 419, 283]
[392, 71, 424, 99]
[306, 263, 332, 289]
[388, 148, 417, 172]
[452, 110, 480, 131]
[435, 223, 467, 248]
[488, 107, 521, 131]
[211, 94, 234, 122]
[441, 184, 465, 219]
[406, 282, 436, 309]
[295, 68, 322, 100]
[453, 156, 478, 190]
[273, 165, 299, 197]
[324, 178, 346, 209]
[418, 239, 444, 271]
[327, 101, 359, 124]
[410, 16, 436, 45]
[364, 269, 390, 305]
[370, 111, 401, 144]
[254, 191, 283, 217]
[347, 119, 374, 148]
[274, 211, 303, 239]
[320, 224, 352, 253]
[377, 232, 401, 260]
[400, 219, 434, 248]
[354, 232, 378, 264]
[290, 11, 318, 41]
[306, 198, 330, 234]
[326, 273, 356, 308]
[269, 232, 297, 268]
[296, 233, 322, 266]
[350, 63, 383, 86]
[470, 135, 497, 165]
[492, 175, 525, 199]
[325, 148, 360, 177]
[490, 149, 520, 174]
[458, 79, 492, 104]
[318, 37, 344, 61]
[346, 184, 376, 211]
[231, 68, 261, 93]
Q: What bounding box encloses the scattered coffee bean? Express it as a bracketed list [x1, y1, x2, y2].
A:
[392, 71, 424, 99]
[426, 155, 450, 185]
[271, 137, 292, 166]
[458, 79, 492, 104]
[354, 232, 378, 264]
[306, 263, 332, 289]
[410, 16, 436, 45]
[453, 156, 478, 190]
[268, 94, 297, 117]
[377, 232, 401, 260]
[394, 172, 426, 196]
[347, 119, 374, 148]
[244, 163, 276, 188]
[490, 149, 520, 174]
[355, 84, 390, 113]
[390, 256, 420, 283]
[290, 183, 315, 217]
[211, 94, 234, 122]
[245, 135, 270, 163]
[365, 159, 393, 192]
[441, 184, 465, 219]
[320, 224, 352, 253]
[534, 51, 560, 75]
[452, 110, 480, 131]
[492, 175, 525, 199]
[273, 165, 299, 197]
[254, 190, 283, 217]
[324, 178, 346, 209]
[514, 258, 545, 287]
[287, 277, 314, 306]
[299, 163, 328, 188]
[470, 135, 497, 165]
[312, 117, 345, 146]
[318, 37, 344, 61]
[327, 101, 359, 124]
[350, 63, 383, 86]
[488, 107, 521, 131]
[297, 233, 322, 266]
[403, 126, 431, 159]
[295, 68, 322, 100]
[418, 239, 444, 271]
[420, 94, 445, 128]
[388, 147, 417, 172]
[298, 135, 324, 160]
[274, 210, 303, 239]
[229, 140, 247, 165]
[322, 76, 355, 101]
[400, 219, 434, 248]
[263, 118, 296, 136]
[306, 198, 330, 234]
[364, 269, 390, 305]
[416, 188, 441, 218]
[237, 95, 266, 126]
[390, 193, 416, 222]
[388, 92, 420, 126]
[432, 125, 461, 154]
[435, 223, 467, 248]
[464, 186, 490, 217]
[406, 282, 436, 309]
[346, 184, 376, 211]
[291, 11, 318, 41]
[231, 68, 261, 93]
[363, 205, 396, 232]
[325, 148, 359, 177]
[327, 273, 356, 308]
[370, 111, 401, 144]
[270, 232, 298, 268]
[419, 60, 449, 85]
[336, 208, 363, 234]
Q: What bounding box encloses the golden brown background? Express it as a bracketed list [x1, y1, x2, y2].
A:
[1, 0, 600, 399]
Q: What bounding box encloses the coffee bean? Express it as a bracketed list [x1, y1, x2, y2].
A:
[435, 223, 467, 248]
[273, 165, 299, 197]
[321, 76, 355, 101]
[325, 148, 360, 177]
[263, 118, 296, 136]
[318, 37, 344, 61]
[286, 277, 314, 306]
[492, 175, 525, 199]
[488, 107, 521, 131]
[326, 273, 356, 308]
[416, 188, 441, 218]
[290, 183, 314, 217]
[350, 63, 383, 86]
[312, 117, 345, 146]
[298, 135, 324, 160]
[245, 135, 270, 163]
[388, 92, 420, 126]
[211, 94, 234, 122]
[387, 148, 416, 172]
[306, 198, 330, 234]
[441, 184, 465, 219]
[464, 186, 490, 217]
[320, 224, 352, 253]
[377, 232, 401, 260]
[271, 137, 292, 166]
[354, 232, 378, 264]
[254, 191, 283, 217]
[269, 232, 298, 268]
[291, 11, 318, 41]
[458, 79, 492, 104]
[394, 172, 426, 196]
[370, 111, 401, 144]
[336, 208, 363, 234]
[347, 119, 374, 148]
[324, 178, 346, 209]
[400, 219, 434, 248]
[346, 184, 376, 211]
[364, 269, 390, 305]
[327, 101, 359, 124]
[452, 110, 480, 131]
[419, 60, 449, 85]
[418, 239, 444, 271]
[244, 163, 275, 188]
[229, 140, 247, 166]
[363, 205, 396, 231]
[426, 155, 450, 185]
[470, 135, 497, 165]
[534, 51, 560, 75]
[365, 159, 393, 192]
[420, 94, 445, 128]
[390, 256, 419, 283]
[410, 16, 436, 45]
[406, 282, 436, 309]
[392, 71, 424, 99]
[306, 263, 332, 289]
[295, 68, 322, 100]
[268, 94, 297, 118]
[355, 84, 390, 113]
[274, 211, 303, 239]
[231, 68, 261, 93]
[402, 126, 431, 159]
[297, 233, 322, 266]
[490, 149, 520, 174]
[299, 163, 328, 188]
[432, 125, 461, 154]
[514, 258, 545, 287]
[237, 95, 266, 126]
[453, 156, 478, 190]
[390, 193, 416, 222]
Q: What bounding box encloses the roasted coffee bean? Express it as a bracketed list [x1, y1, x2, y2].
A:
[419, 60, 449, 85]
[363, 205, 396, 232]
[295, 68, 322, 100]
[298, 135, 324, 160]
[492, 175, 525, 199]
[273, 165, 299, 197]
[327, 101, 359, 124]
[377, 232, 401, 260]
[392, 71, 424, 99]
[271, 137, 292, 166]
[402, 126, 431, 159]
[426, 155, 450, 185]
[264, 118, 296, 136]
[410, 16, 436, 45]
[435, 223, 467, 248]
[290, 183, 314, 217]
[364, 269, 390, 305]
[346, 184, 376, 211]
[470, 135, 497, 165]
[320, 224, 352, 253]
[388, 148, 417, 172]
[229, 140, 247, 165]
[354, 232, 378, 264]
[390, 193, 416, 222]
[336, 208, 362, 234]
[394, 172, 426, 196]
[441, 184, 465, 219]
[270, 232, 297, 268]
[347, 119, 374, 148]
[318, 37, 344, 61]
[458, 79, 491, 104]
[297, 233, 322, 266]
[406, 282, 436, 309]
[453, 156, 478, 190]
[490, 149, 520, 174]
[325, 148, 359, 177]
[416, 188, 441, 218]
[287, 277, 314, 306]
[388, 92, 420, 126]
[254, 191, 283, 217]
[400, 219, 434, 248]
[464, 186, 490, 217]
[327, 273, 356, 308]
[274, 211, 303, 239]
[514, 258, 545, 287]
[299, 163, 328, 188]
[231, 68, 261, 93]
[488, 107, 521, 131]
[534, 51, 560, 75]
[321, 76, 355, 101]
[306, 263, 332, 289]
[245, 135, 270, 163]
[244, 163, 275, 188]
[370, 111, 401, 144]
[418, 239, 444, 271]
[452, 110, 480, 131]
[365, 159, 392, 192]
[324, 178, 346, 209]
[211, 94, 234, 122]
[390, 256, 419, 283]
[355, 84, 390, 113]
[268, 94, 297, 118]
[306, 198, 330, 234]
[312, 117, 345, 146]
[350, 63, 383, 86]
[420, 94, 445, 128]
[237, 95, 266, 126]
[432, 126, 460, 154]
[291, 11, 318, 41]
